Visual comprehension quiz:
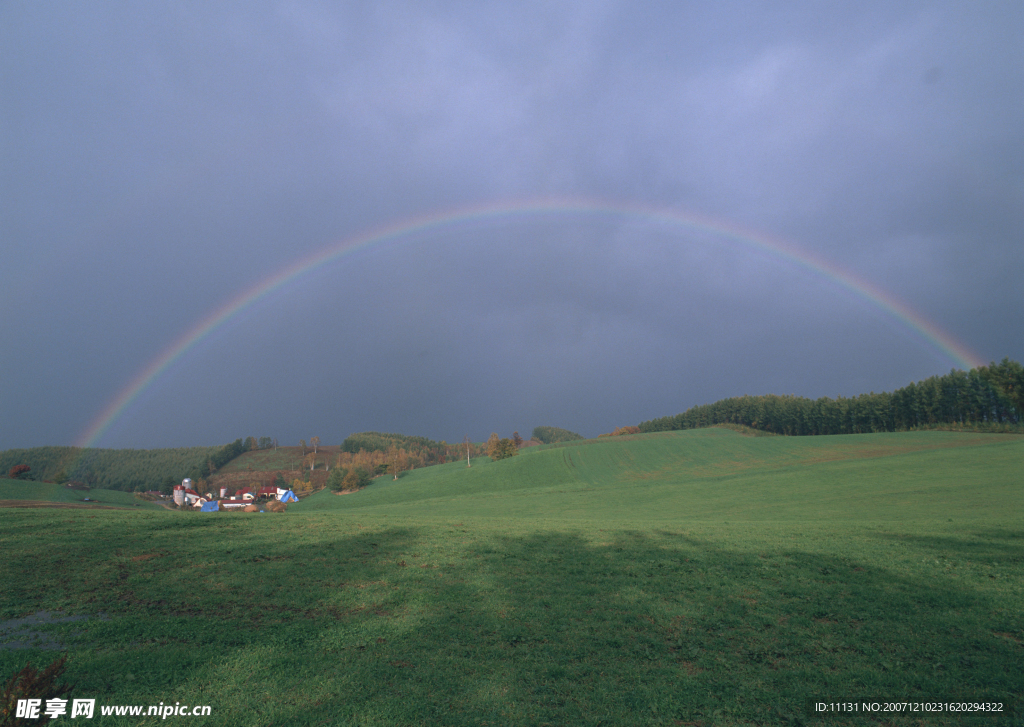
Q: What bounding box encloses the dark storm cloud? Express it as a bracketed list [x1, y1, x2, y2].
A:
[2, 1, 1021, 449]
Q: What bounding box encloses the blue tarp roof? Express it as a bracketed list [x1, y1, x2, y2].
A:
[280, 490, 299, 502]
[200, 500, 219, 512]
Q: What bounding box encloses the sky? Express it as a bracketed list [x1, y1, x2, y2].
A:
[2, 1, 1022, 450]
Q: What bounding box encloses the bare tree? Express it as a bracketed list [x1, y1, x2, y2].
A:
[464, 435, 472, 467]
[311, 436, 320, 454]
[387, 445, 408, 480]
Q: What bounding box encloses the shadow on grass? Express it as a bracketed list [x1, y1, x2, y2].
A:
[866, 527, 1024, 564]
[0, 513, 1021, 725]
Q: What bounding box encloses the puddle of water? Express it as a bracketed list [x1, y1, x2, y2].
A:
[0, 612, 106, 651]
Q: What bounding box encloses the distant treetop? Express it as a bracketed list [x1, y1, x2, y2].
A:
[341, 431, 444, 454]
[531, 426, 584, 444]
[638, 358, 1023, 436]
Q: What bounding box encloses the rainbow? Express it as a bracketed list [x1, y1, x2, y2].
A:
[76, 197, 985, 448]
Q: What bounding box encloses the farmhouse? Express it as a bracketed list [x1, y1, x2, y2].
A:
[218, 498, 249, 509]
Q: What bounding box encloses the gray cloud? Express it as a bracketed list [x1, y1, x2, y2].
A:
[2, 1, 1020, 449]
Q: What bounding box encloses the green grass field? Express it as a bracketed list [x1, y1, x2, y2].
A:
[1, 430, 1021, 725]
[295, 429, 1023, 522]
[0, 479, 163, 510]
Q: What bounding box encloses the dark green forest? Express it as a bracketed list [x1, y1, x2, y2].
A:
[639, 358, 1024, 436]
[0, 439, 252, 492]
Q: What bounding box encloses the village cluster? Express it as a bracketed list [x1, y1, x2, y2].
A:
[171, 478, 298, 511]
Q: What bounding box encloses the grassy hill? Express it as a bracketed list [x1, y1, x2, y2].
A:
[208, 445, 340, 493]
[293, 428, 1023, 522]
[0, 478, 163, 510]
[1, 429, 1021, 725]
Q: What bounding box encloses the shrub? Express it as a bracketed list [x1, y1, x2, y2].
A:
[341, 467, 371, 491]
[604, 426, 640, 437]
[327, 467, 347, 492]
[0, 655, 73, 726]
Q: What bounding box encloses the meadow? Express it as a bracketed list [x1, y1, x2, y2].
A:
[1, 429, 1021, 725]
[0, 480, 163, 511]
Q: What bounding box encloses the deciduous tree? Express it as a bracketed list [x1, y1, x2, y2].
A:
[486, 434, 518, 461]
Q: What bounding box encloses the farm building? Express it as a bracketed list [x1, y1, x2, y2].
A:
[173, 479, 201, 506]
[173, 483, 200, 507]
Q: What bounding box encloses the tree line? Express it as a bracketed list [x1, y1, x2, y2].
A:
[326, 445, 421, 491]
[638, 359, 1024, 436]
[341, 431, 473, 467]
